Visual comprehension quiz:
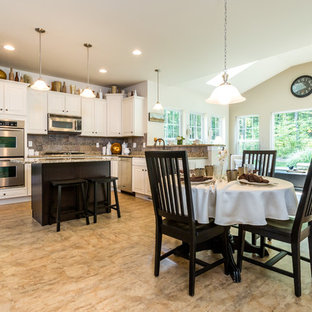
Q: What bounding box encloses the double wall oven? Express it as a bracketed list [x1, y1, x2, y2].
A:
[0, 120, 25, 188]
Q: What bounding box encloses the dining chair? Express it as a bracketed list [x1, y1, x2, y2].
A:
[242, 150, 277, 245]
[145, 150, 229, 296]
[237, 158, 312, 297]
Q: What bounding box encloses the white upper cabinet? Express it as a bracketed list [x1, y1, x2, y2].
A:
[106, 94, 123, 137]
[122, 96, 144, 136]
[0, 81, 27, 116]
[48, 92, 65, 114]
[94, 99, 107, 136]
[48, 92, 81, 116]
[65, 94, 81, 116]
[27, 89, 48, 134]
[81, 98, 107, 137]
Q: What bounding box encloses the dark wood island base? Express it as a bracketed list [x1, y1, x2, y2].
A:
[31, 160, 111, 225]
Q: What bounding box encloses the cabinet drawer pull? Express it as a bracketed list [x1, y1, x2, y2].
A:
[3, 193, 6, 196]
[0, 108, 2, 111]
[5, 108, 8, 111]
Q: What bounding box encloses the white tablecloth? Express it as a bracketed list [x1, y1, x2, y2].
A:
[191, 177, 298, 226]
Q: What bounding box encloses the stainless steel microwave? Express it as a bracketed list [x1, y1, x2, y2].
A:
[48, 114, 82, 133]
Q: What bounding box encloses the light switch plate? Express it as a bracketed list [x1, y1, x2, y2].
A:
[96, 142, 100, 148]
[133, 142, 137, 148]
[143, 142, 146, 148]
[28, 141, 33, 147]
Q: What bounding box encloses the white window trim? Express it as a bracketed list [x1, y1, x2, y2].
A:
[189, 112, 203, 141]
[164, 108, 182, 142]
[235, 114, 260, 154]
[210, 115, 225, 144]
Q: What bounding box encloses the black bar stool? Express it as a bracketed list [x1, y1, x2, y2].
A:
[87, 176, 121, 223]
[50, 178, 90, 232]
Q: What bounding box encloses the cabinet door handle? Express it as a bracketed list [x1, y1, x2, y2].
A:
[62, 110, 65, 112]
[5, 108, 8, 111]
[3, 193, 6, 196]
[66, 110, 68, 112]
[0, 108, 2, 111]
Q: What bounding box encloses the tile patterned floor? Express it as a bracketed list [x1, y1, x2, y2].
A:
[0, 193, 311, 311]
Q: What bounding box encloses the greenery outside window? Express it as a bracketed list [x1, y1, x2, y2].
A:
[164, 109, 181, 142]
[189, 113, 202, 140]
[236, 115, 259, 154]
[211, 116, 223, 142]
[273, 109, 312, 169]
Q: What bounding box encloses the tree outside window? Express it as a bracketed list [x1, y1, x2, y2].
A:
[211, 116, 223, 142]
[164, 109, 181, 142]
[273, 109, 312, 168]
[236, 115, 259, 154]
[189, 113, 202, 140]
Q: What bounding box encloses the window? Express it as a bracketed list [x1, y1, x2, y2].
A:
[236, 115, 259, 154]
[273, 109, 312, 169]
[164, 109, 181, 142]
[189, 113, 202, 140]
[211, 116, 223, 142]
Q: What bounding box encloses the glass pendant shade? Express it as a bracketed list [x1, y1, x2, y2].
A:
[31, 78, 50, 91]
[206, 81, 245, 105]
[80, 87, 95, 98]
[152, 101, 163, 112]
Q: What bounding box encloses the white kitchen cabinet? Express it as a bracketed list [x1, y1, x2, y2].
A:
[94, 99, 107, 136]
[65, 94, 81, 116]
[111, 159, 119, 188]
[48, 92, 81, 116]
[48, 92, 65, 114]
[122, 96, 144, 136]
[81, 98, 107, 137]
[132, 158, 151, 196]
[0, 81, 27, 116]
[0, 187, 27, 200]
[106, 94, 123, 137]
[27, 89, 48, 134]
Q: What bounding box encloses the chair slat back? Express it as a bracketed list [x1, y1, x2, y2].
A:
[145, 151, 195, 224]
[242, 150, 277, 177]
[293, 159, 312, 233]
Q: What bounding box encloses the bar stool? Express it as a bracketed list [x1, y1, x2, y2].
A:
[87, 176, 121, 223]
[50, 178, 90, 232]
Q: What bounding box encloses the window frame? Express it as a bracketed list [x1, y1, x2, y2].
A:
[271, 108, 312, 169]
[210, 115, 224, 143]
[235, 114, 260, 154]
[164, 108, 182, 143]
[189, 112, 203, 141]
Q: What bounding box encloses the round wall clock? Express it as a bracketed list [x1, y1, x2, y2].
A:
[291, 75, 312, 98]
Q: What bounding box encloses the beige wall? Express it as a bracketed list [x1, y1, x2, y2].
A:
[229, 62, 312, 154]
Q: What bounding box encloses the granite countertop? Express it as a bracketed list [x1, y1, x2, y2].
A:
[15, 153, 207, 164]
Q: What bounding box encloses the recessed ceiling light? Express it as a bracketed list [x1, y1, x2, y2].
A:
[4, 44, 15, 51]
[132, 49, 142, 56]
[99, 68, 107, 73]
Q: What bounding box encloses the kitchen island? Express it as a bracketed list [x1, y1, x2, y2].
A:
[30, 157, 112, 225]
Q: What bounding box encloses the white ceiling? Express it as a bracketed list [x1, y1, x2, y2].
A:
[0, 0, 312, 93]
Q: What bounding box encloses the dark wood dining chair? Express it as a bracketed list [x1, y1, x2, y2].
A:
[237, 158, 312, 297]
[145, 150, 230, 296]
[242, 150, 277, 245]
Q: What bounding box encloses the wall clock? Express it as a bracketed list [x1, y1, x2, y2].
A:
[291, 75, 312, 98]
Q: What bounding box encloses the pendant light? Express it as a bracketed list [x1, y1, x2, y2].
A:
[81, 43, 95, 98]
[152, 69, 163, 111]
[31, 28, 50, 91]
[206, 0, 245, 105]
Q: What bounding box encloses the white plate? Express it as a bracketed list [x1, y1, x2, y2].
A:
[238, 179, 275, 186]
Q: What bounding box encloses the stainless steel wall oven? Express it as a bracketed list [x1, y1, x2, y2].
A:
[0, 120, 25, 188]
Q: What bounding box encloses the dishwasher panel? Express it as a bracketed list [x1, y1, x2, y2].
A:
[118, 157, 132, 192]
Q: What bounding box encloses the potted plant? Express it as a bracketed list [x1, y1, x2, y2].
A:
[176, 136, 185, 145]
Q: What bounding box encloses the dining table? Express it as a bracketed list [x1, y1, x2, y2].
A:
[187, 176, 298, 283]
